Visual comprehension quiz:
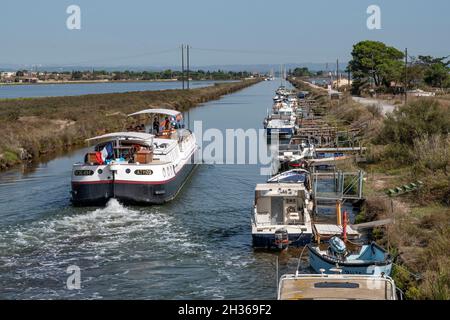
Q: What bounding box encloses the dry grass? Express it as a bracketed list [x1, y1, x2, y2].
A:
[290, 78, 450, 299]
[388, 204, 450, 299]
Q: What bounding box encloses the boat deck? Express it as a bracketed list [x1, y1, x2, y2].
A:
[313, 223, 360, 242]
[279, 275, 396, 300]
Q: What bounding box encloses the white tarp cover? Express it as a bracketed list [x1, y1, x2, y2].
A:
[85, 132, 154, 142]
[128, 108, 181, 117]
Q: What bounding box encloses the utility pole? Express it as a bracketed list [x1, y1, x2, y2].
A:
[336, 59, 339, 90]
[371, 53, 375, 89]
[404, 48, 408, 104]
[280, 65, 283, 86]
[181, 44, 185, 90]
[348, 69, 351, 88]
[187, 45, 190, 90]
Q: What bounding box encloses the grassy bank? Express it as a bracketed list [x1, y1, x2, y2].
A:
[289, 78, 450, 300]
[0, 79, 260, 170]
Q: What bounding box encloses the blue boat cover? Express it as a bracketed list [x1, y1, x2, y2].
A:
[330, 236, 347, 255]
[268, 170, 307, 183]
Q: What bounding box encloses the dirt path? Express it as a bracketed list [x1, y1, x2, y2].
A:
[352, 96, 396, 116]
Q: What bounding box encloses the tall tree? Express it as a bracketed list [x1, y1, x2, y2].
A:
[348, 41, 404, 94]
[418, 56, 450, 88]
[292, 67, 311, 77]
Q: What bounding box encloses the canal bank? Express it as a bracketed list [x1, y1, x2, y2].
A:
[0, 80, 238, 99]
[0, 79, 259, 171]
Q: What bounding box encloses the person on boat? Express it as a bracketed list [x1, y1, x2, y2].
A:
[170, 116, 177, 128]
[175, 114, 183, 129]
[163, 116, 171, 131]
[152, 117, 160, 134]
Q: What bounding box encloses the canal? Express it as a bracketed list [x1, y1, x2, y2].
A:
[0, 80, 354, 299]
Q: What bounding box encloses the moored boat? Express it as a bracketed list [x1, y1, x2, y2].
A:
[265, 103, 297, 139]
[266, 118, 295, 138]
[278, 273, 398, 300]
[277, 141, 316, 171]
[252, 170, 314, 248]
[307, 236, 393, 275]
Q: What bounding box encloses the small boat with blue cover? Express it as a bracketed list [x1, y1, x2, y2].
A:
[307, 236, 393, 275]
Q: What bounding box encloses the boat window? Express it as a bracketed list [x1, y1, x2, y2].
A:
[271, 196, 284, 224]
[256, 197, 271, 214]
[314, 282, 360, 289]
[269, 172, 307, 183]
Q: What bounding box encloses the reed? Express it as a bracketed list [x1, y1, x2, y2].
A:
[291, 77, 450, 299]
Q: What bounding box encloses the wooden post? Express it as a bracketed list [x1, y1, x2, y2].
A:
[342, 210, 348, 242]
[336, 200, 342, 226]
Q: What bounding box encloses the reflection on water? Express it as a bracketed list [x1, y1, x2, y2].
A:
[0, 80, 356, 299]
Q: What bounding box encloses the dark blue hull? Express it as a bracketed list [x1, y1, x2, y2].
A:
[266, 127, 294, 138]
[71, 156, 197, 206]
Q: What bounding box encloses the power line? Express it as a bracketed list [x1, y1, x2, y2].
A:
[191, 47, 304, 56]
[43, 47, 180, 68]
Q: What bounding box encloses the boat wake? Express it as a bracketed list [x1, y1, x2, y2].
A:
[0, 198, 204, 299]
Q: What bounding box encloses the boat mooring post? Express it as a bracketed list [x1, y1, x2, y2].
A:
[275, 255, 279, 297]
[336, 200, 342, 226]
[342, 210, 348, 242]
[358, 170, 364, 199]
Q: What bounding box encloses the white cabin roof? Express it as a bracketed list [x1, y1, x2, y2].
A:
[255, 183, 307, 196]
[85, 132, 154, 143]
[128, 108, 181, 117]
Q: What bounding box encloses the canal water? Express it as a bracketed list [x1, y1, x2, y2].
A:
[0, 80, 354, 299]
[0, 80, 234, 99]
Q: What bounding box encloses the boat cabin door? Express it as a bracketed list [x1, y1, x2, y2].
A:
[284, 198, 300, 224]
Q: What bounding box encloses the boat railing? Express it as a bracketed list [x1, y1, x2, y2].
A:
[278, 144, 304, 153]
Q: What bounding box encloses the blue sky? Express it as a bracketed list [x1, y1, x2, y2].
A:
[0, 0, 449, 67]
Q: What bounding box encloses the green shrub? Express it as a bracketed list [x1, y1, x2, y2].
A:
[378, 99, 450, 146]
[412, 134, 449, 173]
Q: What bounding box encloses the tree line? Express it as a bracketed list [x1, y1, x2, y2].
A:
[72, 69, 253, 81]
[4, 69, 254, 82]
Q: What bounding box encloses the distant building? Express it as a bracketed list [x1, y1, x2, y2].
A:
[407, 89, 436, 97]
[23, 77, 39, 83]
[1, 71, 16, 78]
[332, 78, 352, 88]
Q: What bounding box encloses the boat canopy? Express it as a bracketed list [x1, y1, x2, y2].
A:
[255, 183, 307, 196]
[268, 169, 309, 184]
[128, 108, 181, 117]
[85, 132, 154, 144]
